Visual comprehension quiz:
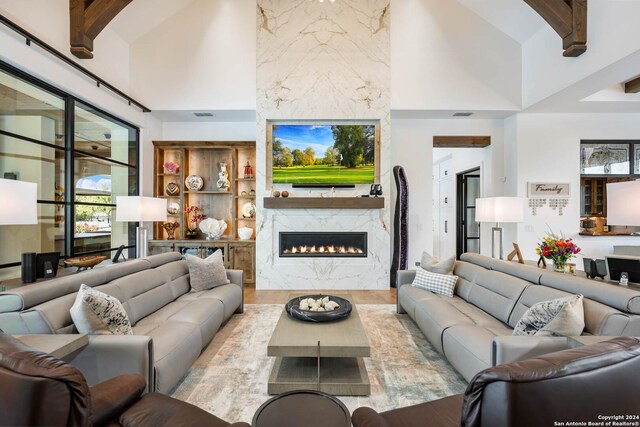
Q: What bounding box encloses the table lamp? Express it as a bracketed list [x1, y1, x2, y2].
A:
[116, 196, 167, 258]
[475, 197, 525, 259]
[606, 180, 640, 231]
[0, 178, 38, 283]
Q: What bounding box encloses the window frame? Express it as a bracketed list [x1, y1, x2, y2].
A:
[0, 60, 140, 269]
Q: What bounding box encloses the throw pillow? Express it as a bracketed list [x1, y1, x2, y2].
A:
[70, 284, 133, 335]
[512, 294, 585, 337]
[420, 252, 456, 275]
[411, 267, 459, 297]
[186, 250, 229, 292]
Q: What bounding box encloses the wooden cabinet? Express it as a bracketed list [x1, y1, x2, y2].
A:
[151, 141, 256, 285]
[230, 243, 255, 284]
[580, 178, 606, 216]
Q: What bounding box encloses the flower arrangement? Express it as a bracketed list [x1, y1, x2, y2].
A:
[163, 161, 179, 174]
[184, 205, 206, 234]
[536, 229, 581, 272]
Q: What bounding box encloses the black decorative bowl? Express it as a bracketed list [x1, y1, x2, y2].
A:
[285, 295, 352, 323]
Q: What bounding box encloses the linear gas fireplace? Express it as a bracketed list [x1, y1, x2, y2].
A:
[279, 232, 367, 258]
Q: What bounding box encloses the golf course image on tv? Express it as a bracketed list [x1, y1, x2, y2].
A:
[271, 124, 376, 184]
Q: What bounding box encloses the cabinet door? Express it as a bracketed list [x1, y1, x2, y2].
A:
[439, 177, 454, 207]
[439, 207, 455, 259]
[148, 242, 175, 256]
[230, 244, 255, 284]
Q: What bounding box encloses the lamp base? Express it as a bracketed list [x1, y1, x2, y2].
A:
[136, 226, 148, 259]
[491, 225, 504, 259]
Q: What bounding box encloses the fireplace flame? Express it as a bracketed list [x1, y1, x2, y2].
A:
[283, 245, 364, 255]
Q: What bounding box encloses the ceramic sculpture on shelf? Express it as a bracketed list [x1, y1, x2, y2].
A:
[216, 162, 230, 191]
[238, 227, 253, 240]
[199, 218, 227, 240]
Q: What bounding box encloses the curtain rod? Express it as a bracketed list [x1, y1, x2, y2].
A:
[0, 13, 151, 113]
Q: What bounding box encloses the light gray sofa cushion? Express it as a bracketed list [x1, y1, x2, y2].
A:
[186, 251, 229, 291]
[70, 284, 133, 335]
[420, 252, 455, 275]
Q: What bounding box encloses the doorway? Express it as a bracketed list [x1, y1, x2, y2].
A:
[456, 168, 480, 259]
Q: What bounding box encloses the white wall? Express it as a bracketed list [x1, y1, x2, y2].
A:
[512, 113, 640, 263]
[522, 0, 640, 108]
[129, 0, 256, 111]
[391, 118, 507, 265]
[161, 121, 256, 141]
[391, 0, 521, 111]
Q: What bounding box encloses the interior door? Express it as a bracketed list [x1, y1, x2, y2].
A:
[456, 169, 480, 259]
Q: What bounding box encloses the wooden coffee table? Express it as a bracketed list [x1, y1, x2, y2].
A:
[267, 294, 371, 396]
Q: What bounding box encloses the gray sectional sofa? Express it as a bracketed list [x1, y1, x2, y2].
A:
[398, 253, 640, 381]
[0, 252, 243, 393]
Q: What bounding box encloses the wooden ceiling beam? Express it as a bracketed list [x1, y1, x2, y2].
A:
[625, 77, 640, 94]
[433, 136, 491, 148]
[524, 0, 588, 57]
[70, 0, 132, 59]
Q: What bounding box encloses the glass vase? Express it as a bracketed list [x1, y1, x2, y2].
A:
[553, 259, 567, 273]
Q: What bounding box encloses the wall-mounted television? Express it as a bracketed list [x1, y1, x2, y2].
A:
[269, 123, 378, 186]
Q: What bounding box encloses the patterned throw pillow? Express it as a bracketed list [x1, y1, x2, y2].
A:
[186, 250, 230, 292]
[70, 284, 133, 335]
[412, 267, 459, 297]
[512, 294, 585, 337]
[420, 252, 456, 275]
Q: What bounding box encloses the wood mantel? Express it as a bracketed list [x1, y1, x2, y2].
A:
[263, 197, 384, 209]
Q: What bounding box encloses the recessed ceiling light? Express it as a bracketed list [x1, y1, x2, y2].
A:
[453, 112, 473, 117]
[194, 112, 214, 117]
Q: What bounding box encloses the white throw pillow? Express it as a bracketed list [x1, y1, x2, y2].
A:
[411, 267, 458, 297]
[186, 250, 229, 292]
[420, 252, 456, 275]
[512, 294, 585, 337]
[70, 284, 133, 335]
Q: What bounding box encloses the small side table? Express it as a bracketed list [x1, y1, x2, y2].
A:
[252, 390, 350, 427]
[15, 334, 89, 362]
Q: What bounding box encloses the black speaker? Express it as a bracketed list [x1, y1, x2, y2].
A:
[21, 252, 37, 283]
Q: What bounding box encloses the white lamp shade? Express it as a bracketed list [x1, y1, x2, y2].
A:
[0, 179, 38, 225]
[606, 180, 640, 226]
[475, 197, 525, 223]
[116, 196, 167, 222]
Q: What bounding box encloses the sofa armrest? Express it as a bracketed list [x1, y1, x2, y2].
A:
[396, 270, 416, 314]
[91, 374, 146, 426]
[226, 269, 244, 314]
[492, 335, 570, 366]
[71, 335, 154, 392]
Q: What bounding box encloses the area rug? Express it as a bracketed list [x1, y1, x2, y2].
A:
[171, 304, 467, 422]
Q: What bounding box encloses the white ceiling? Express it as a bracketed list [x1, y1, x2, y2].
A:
[454, 0, 546, 44]
[110, 0, 197, 43]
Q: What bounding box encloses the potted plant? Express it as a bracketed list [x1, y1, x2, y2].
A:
[536, 230, 581, 273]
[184, 206, 206, 238]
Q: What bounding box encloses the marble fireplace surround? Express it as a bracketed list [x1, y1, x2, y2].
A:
[255, 0, 391, 289]
[257, 209, 390, 290]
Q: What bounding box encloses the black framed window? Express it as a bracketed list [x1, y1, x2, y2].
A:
[580, 140, 640, 177]
[0, 61, 139, 279]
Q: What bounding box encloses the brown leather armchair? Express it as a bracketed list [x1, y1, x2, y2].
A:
[0, 333, 250, 427]
[352, 337, 640, 427]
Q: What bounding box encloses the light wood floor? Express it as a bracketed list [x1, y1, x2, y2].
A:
[244, 285, 397, 304]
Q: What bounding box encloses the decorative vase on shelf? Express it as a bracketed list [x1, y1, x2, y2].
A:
[185, 229, 198, 239]
[162, 222, 179, 240]
[199, 218, 227, 240]
[216, 162, 230, 191]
